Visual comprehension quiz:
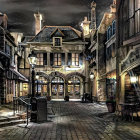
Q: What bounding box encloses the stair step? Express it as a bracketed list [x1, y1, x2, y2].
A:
[0, 116, 20, 123]
[0, 119, 26, 128]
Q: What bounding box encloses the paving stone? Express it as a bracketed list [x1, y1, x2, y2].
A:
[0, 101, 140, 140]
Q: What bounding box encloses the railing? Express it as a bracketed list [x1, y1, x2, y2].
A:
[13, 97, 31, 125]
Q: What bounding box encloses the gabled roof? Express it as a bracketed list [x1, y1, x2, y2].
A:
[30, 26, 82, 42]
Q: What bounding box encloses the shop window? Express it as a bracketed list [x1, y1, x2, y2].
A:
[68, 76, 80, 94]
[53, 53, 61, 66]
[72, 53, 79, 66]
[23, 83, 28, 91]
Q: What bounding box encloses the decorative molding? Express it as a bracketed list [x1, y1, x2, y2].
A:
[120, 46, 140, 75]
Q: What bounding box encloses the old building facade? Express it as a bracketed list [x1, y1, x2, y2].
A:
[0, 12, 28, 104]
[86, 0, 116, 102]
[20, 13, 90, 100]
[116, 0, 140, 104]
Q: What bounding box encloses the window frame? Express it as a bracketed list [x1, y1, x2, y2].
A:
[37, 53, 44, 66]
[53, 37, 62, 47]
[53, 53, 62, 66]
[72, 53, 79, 66]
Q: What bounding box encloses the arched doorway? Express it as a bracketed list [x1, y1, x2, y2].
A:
[35, 76, 48, 96]
[51, 77, 64, 99]
[68, 76, 81, 99]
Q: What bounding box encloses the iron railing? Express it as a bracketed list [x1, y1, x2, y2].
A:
[13, 97, 31, 125]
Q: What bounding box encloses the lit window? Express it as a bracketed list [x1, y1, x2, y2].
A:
[68, 76, 80, 94]
[37, 53, 43, 65]
[54, 53, 61, 66]
[72, 53, 79, 66]
[23, 83, 28, 91]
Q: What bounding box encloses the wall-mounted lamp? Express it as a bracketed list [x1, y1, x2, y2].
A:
[130, 76, 138, 84]
[90, 72, 94, 80]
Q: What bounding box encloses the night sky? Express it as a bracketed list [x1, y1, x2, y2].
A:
[0, 0, 112, 35]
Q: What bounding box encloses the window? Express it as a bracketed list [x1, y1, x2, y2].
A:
[112, 20, 116, 35]
[72, 53, 79, 66]
[107, 26, 112, 40]
[52, 77, 64, 83]
[23, 83, 28, 91]
[127, 0, 140, 37]
[37, 53, 43, 65]
[53, 37, 62, 46]
[54, 53, 61, 66]
[68, 76, 80, 94]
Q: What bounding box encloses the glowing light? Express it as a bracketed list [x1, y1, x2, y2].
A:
[130, 76, 137, 84]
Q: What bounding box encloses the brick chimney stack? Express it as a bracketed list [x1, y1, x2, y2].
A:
[34, 12, 43, 35]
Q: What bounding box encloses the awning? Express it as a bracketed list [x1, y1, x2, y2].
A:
[10, 68, 28, 82]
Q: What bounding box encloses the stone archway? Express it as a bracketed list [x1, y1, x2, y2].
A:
[66, 72, 85, 99]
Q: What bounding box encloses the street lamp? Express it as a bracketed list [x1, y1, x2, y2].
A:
[90, 72, 94, 103]
[36, 74, 39, 96]
[28, 51, 37, 97]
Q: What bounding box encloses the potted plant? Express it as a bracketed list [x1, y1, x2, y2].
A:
[106, 96, 116, 113]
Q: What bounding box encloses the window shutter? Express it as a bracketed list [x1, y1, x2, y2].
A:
[68, 53, 72, 66]
[50, 53, 54, 66]
[79, 53, 83, 65]
[61, 53, 65, 65]
[43, 53, 47, 65]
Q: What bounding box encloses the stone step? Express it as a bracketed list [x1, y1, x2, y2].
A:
[0, 119, 26, 128]
[0, 116, 20, 123]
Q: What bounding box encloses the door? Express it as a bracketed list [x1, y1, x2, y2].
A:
[51, 77, 64, 99]
[68, 76, 81, 99]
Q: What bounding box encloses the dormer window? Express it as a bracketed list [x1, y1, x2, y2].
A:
[53, 37, 62, 47]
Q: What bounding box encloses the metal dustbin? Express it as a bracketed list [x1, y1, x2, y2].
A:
[30, 97, 47, 123]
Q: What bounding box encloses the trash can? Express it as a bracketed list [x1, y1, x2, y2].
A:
[30, 97, 47, 123]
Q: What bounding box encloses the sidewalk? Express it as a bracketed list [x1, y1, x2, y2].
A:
[0, 105, 14, 117]
[0, 101, 140, 140]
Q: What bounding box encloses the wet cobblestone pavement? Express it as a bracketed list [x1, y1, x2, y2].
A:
[0, 101, 140, 140]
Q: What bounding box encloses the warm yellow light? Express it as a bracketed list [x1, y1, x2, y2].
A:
[36, 74, 39, 80]
[130, 76, 137, 83]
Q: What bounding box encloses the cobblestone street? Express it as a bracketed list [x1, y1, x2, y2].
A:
[0, 101, 140, 140]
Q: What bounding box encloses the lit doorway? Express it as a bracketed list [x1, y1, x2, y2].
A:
[51, 77, 64, 99]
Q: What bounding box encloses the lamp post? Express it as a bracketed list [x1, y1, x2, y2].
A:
[90, 72, 94, 103]
[28, 51, 37, 98]
[36, 74, 39, 96]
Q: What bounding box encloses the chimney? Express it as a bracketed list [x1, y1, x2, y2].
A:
[34, 12, 43, 35]
[81, 17, 90, 37]
[91, 1, 96, 31]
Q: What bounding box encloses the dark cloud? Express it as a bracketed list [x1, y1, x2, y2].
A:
[0, 0, 112, 35]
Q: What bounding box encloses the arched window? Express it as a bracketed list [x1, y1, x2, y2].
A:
[52, 77, 64, 83]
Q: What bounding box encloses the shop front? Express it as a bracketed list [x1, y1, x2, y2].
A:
[120, 47, 140, 103]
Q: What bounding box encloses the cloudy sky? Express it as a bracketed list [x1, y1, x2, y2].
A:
[0, 0, 112, 35]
